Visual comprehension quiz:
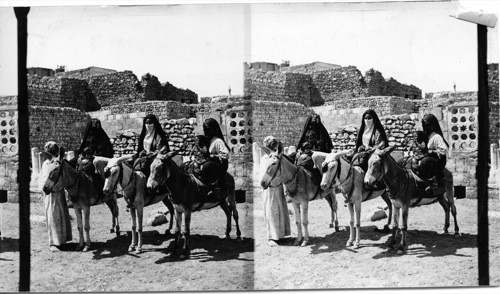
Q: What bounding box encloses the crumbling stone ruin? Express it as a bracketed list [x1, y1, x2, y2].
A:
[0, 61, 499, 200]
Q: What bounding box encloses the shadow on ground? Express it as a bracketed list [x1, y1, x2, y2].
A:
[155, 234, 253, 264]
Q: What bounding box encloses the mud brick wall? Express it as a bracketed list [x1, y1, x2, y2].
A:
[364, 69, 421, 99]
[90, 101, 195, 138]
[488, 64, 499, 143]
[87, 71, 144, 108]
[29, 106, 91, 152]
[244, 70, 312, 106]
[252, 101, 314, 147]
[111, 118, 196, 157]
[28, 75, 89, 111]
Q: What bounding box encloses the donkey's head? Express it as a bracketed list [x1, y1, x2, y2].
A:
[364, 145, 395, 188]
[147, 147, 176, 193]
[103, 158, 123, 195]
[320, 152, 342, 190]
[259, 142, 284, 189]
[42, 150, 65, 194]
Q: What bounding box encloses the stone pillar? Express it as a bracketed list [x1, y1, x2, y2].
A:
[31, 147, 40, 175]
[491, 143, 499, 170]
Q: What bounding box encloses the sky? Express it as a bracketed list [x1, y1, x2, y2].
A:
[0, 1, 498, 98]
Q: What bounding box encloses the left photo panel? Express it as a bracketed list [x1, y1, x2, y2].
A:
[0, 4, 254, 292]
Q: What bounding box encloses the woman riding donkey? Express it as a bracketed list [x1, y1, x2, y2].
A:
[202, 118, 231, 202]
[294, 114, 334, 185]
[413, 114, 452, 200]
[335, 109, 389, 201]
[126, 114, 170, 207]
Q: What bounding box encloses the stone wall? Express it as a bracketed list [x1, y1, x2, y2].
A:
[424, 91, 478, 108]
[89, 101, 195, 138]
[55, 66, 117, 79]
[0, 96, 17, 107]
[244, 70, 312, 106]
[365, 69, 422, 99]
[161, 82, 198, 104]
[28, 75, 90, 111]
[314, 96, 421, 132]
[111, 118, 196, 157]
[0, 106, 18, 192]
[280, 62, 341, 74]
[87, 71, 143, 108]
[328, 113, 420, 151]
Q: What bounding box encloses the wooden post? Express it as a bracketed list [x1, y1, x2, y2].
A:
[14, 6, 30, 292]
[477, 23, 489, 286]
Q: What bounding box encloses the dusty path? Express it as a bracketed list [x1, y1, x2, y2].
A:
[0, 195, 253, 292]
[253, 191, 500, 290]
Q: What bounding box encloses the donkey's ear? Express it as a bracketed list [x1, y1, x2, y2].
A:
[277, 142, 284, 155]
[261, 145, 272, 155]
[59, 146, 66, 160]
[40, 150, 54, 161]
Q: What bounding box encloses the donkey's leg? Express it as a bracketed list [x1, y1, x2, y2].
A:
[219, 199, 232, 239]
[129, 208, 137, 252]
[227, 196, 242, 241]
[387, 205, 399, 252]
[161, 198, 175, 237]
[396, 205, 409, 255]
[381, 192, 392, 233]
[443, 170, 460, 237]
[170, 210, 182, 255]
[300, 201, 310, 247]
[447, 196, 460, 237]
[325, 195, 335, 229]
[353, 197, 362, 249]
[74, 207, 85, 251]
[291, 201, 303, 246]
[82, 207, 91, 252]
[180, 209, 192, 259]
[346, 202, 355, 247]
[105, 199, 119, 235]
[136, 206, 144, 254]
[437, 195, 450, 235]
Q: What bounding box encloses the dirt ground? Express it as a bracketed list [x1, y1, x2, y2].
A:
[0, 194, 254, 292]
[253, 190, 500, 290]
[1, 190, 499, 292]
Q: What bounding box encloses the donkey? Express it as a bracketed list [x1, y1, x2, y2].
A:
[42, 150, 120, 252]
[320, 151, 392, 249]
[364, 146, 460, 255]
[102, 156, 175, 253]
[260, 143, 338, 247]
[146, 150, 242, 259]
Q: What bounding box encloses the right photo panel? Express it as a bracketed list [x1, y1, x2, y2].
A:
[248, 1, 499, 290]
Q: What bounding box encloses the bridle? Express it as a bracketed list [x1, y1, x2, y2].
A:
[369, 151, 406, 198]
[105, 162, 136, 195]
[48, 158, 78, 193]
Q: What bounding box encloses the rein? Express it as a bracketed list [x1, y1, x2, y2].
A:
[51, 160, 78, 193]
[328, 157, 353, 190]
[377, 154, 407, 199]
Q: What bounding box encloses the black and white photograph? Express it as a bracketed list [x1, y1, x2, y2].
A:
[0, 0, 499, 292]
